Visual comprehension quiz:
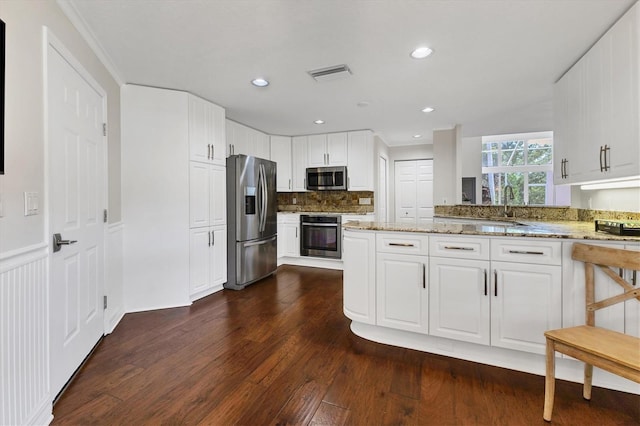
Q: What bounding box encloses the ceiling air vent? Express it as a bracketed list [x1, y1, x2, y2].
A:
[308, 64, 352, 82]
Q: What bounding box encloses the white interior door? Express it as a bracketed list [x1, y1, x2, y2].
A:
[48, 42, 106, 397]
[394, 159, 433, 224]
[378, 156, 387, 222]
[417, 159, 434, 222]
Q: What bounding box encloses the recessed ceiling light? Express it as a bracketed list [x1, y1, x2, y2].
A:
[410, 46, 433, 59]
[314, 120, 325, 124]
[251, 78, 269, 87]
[422, 107, 435, 113]
[413, 134, 422, 139]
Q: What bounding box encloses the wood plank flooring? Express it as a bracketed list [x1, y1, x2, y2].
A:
[53, 265, 640, 425]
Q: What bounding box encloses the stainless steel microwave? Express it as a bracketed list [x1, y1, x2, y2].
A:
[306, 166, 347, 190]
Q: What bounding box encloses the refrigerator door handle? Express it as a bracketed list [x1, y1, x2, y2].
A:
[258, 164, 267, 233]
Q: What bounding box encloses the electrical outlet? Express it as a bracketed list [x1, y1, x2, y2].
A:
[292, 197, 297, 205]
[24, 192, 39, 216]
[443, 198, 448, 205]
[359, 197, 371, 205]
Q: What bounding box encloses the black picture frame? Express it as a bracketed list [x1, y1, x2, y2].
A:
[0, 18, 5, 175]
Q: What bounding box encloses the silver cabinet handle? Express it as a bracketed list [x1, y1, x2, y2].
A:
[599, 146, 604, 172]
[389, 242, 415, 247]
[422, 263, 426, 289]
[53, 233, 77, 253]
[327, 153, 330, 164]
[508, 250, 544, 255]
[444, 246, 474, 251]
[212, 231, 214, 246]
[494, 270, 498, 297]
[603, 144, 610, 171]
[633, 271, 637, 286]
[208, 231, 211, 247]
[295, 227, 298, 238]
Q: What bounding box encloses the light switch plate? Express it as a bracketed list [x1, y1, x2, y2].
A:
[24, 192, 39, 216]
[359, 197, 371, 205]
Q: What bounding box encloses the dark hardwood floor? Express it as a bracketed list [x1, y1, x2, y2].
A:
[53, 265, 639, 425]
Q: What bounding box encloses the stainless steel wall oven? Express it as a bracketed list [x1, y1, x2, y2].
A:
[300, 215, 342, 259]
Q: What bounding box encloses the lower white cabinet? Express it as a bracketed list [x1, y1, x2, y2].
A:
[189, 226, 227, 300]
[429, 257, 490, 345]
[277, 213, 300, 258]
[343, 230, 376, 324]
[376, 248, 428, 334]
[491, 261, 561, 354]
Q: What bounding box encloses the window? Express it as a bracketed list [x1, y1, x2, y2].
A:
[481, 132, 561, 206]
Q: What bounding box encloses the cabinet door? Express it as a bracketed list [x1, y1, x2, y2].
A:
[292, 136, 308, 191]
[376, 253, 428, 333]
[565, 61, 588, 182]
[210, 226, 227, 287]
[190, 162, 210, 228]
[253, 131, 271, 160]
[225, 119, 236, 157]
[210, 165, 226, 226]
[231, 121, 248, 156]
[608, 5, 640, 179]
[189, 96, 209, 163]
[416, 160, 434, 222]
[326, 132, 348, 166]
[307, 134, 327, 167]
[429, 257, 490, 345]
[347, 130, 373, 191]
[189, 227, 211, 297]
[210, 104, 226, 164]
[491, 261, 561, 354]
[553, 73, 570, 184]
[282, 223, 300, 257]
[343, 230, 376, 324]
[270, 136, 293, 192]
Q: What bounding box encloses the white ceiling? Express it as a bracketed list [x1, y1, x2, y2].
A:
[64, 0, 635, 146]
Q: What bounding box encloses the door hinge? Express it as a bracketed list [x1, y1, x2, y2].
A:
[103, 209, 108, 223]
[103, 123, 107, 136]
[103, 295, 108, 310]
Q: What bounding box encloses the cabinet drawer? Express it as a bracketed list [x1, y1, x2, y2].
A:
[429, 236, 490, 260]
[377, 233, 428, 255]
[491, 239, 561, 265]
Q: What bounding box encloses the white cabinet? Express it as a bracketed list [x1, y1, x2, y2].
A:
[347, 130, 374, 191]
[375, 233, 429, 333]
[429, 236, 490, 345]
[307, 132, 348, 167]
[189, 162, 226, 228]
[122, 84, 227, 309]
[189, 226, 227, 300]
[291, 136, 308, 191]
[226, 120, 270, 159]
[343, 230, 376, 324]
[429, 236, 561, 355]
[189, 95, 225, 165]
[491, 260, 562, 354]
[277, 213, 300, 259]
[270, 136, 293, 192]
[553, 2, 639, 184]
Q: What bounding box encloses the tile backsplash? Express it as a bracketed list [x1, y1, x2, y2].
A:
[278, 191, 374, 213]
[434, 205, 640, 222]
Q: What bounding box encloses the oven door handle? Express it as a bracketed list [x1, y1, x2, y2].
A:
[301, 222, 339, 227]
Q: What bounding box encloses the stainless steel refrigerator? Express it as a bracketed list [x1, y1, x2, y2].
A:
[225, 155, 278, 290]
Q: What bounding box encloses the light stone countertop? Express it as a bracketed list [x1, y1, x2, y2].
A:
[342, 218, 640, 242]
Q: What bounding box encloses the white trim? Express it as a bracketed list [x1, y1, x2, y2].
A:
[108, 221, 124, 233]
[126, 302, 192, 314]
[0, 242, 48, 264]
[55, 0, 124, 85]
[277, 257, 343, 270]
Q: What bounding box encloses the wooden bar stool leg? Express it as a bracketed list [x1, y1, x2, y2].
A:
[583, 364, 593, 400]
[543, 337, 556, 422]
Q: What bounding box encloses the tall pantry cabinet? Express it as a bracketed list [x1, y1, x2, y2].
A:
[122, 85, 227, 312]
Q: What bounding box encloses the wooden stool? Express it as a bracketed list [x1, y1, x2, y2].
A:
[543, 243, 640, 422]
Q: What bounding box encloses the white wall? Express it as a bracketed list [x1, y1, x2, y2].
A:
[374, 135, 390, 220]
[572, 186, 640, 212]
[0, 1, 121, 254]
[388, 144, 433, 222]
[433, 127, 459, 206]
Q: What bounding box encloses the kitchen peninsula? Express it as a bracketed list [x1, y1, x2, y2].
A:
[342, 207, 640, 395]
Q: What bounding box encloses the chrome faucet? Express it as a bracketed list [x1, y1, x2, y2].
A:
[503, 185, 515, 217]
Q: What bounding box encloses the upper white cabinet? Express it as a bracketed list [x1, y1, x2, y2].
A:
[307, 132, 348, 167]
[189, 162, 226, 228]
[189, 95, 225, 165]
[291, 136, 308, 191]
[270, 136, 293, 192]
[347, 130, 374, 191]
[554, 3, 639, 184]
[226, 120, 270, 159]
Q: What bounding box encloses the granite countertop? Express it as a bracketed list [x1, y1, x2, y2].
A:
[342, 217, 640, 242]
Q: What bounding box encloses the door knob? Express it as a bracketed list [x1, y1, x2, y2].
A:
[53, 233, 77, 253]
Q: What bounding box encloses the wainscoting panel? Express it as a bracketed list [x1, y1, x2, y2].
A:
[0, 246, 52, 425]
